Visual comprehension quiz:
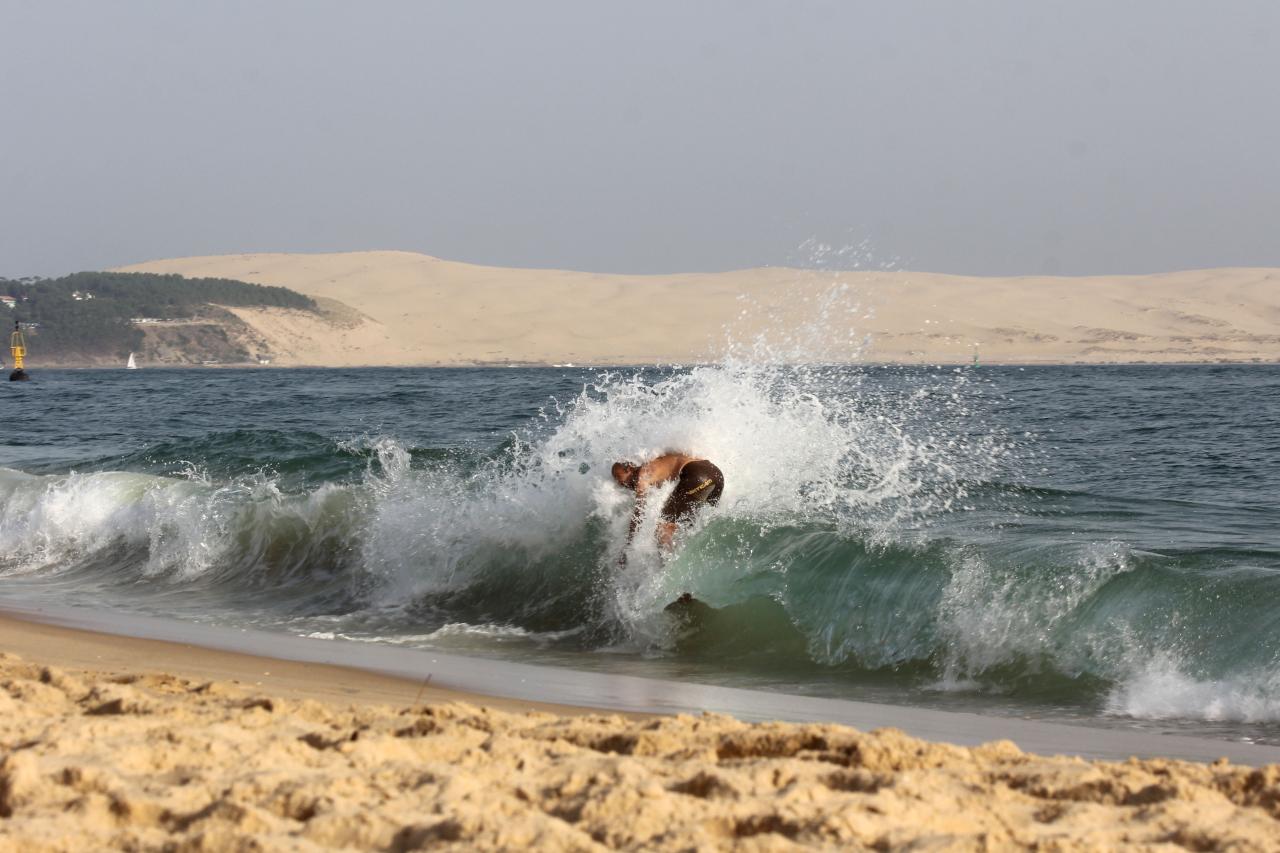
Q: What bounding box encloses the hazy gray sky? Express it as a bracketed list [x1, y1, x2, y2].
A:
[2, 1, 1278, 277]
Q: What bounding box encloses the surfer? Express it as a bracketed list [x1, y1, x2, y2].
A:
[611, 453, 724, 549]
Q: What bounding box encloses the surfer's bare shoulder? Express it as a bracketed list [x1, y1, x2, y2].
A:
[635, 453, 702, 493]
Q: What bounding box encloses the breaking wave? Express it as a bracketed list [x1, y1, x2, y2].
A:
[4, 306, 1280, 728]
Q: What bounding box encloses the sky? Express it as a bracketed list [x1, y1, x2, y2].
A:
[2, 0, 1279, 277]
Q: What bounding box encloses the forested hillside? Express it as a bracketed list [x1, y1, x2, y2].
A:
[1, 272, 316, 363]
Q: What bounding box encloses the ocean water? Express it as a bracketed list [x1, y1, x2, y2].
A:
[3, 358, 1280, 744]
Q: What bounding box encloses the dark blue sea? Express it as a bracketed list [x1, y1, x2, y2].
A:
[3, 361, 1280, 744]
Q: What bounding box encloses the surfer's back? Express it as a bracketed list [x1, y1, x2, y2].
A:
[636, 453, 701, 490]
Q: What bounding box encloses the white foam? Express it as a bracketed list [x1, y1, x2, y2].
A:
[1107, 656, 1280, 723]
[0, 465, 356, 583]
[300, 622, 579, 647]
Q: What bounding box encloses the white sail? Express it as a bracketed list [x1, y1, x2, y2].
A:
[126, 352, 137, 369]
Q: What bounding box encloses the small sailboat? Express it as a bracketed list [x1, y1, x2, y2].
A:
[126, 352, 137, 370]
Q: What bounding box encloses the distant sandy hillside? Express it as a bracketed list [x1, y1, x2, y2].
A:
[118, 252, 1280, 365]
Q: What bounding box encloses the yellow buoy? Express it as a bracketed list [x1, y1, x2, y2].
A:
[9, 321, 30, 380]
[10, 323, 26, 370]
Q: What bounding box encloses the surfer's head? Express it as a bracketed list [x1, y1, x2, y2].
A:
[611, 461, 640, 490]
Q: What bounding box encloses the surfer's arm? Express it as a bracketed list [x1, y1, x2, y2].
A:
[621, 456, 685, 546]
[625, 481, 651, 543]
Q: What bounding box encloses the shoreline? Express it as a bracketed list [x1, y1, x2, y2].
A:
[0, 609, 604, 720]
[4, 602, 1280, 767]
[5, 607, 1280, 847]
[116, 253, 1280, 368]
[18, 359, 1280, 371]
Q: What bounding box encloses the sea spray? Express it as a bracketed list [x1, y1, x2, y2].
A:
[436, 264, 1004, 642]
[1106, 656, 1280, 724]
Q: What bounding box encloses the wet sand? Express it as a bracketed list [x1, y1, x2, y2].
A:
[4, 609, 1280, 849]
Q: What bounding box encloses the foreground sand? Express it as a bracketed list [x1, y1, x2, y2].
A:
[4, 628, 1280, 849]
[119, 251, 1280, 366]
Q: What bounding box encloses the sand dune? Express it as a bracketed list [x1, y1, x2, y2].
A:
[118, 252, 1280, 366]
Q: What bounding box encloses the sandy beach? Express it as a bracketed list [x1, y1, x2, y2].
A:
[118, 252, 1280, 367]
[10, 1, 1280, 848]
[2, 614, 1280, 850]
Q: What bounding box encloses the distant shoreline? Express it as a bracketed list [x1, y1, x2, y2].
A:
[107, 252, 1280, 368]
[18, 358, 1280, 371]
